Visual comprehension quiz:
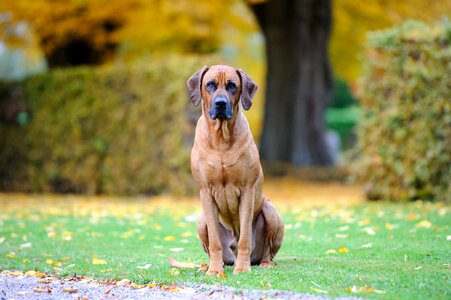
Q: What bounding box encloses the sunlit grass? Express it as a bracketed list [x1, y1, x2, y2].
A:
[0, 183, 449, 299]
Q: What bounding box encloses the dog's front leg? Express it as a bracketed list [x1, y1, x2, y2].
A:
[234, 187, 254, 274]
[200, 189, 224, 275]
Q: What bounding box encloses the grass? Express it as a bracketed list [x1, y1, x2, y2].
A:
[0, 180, 449, 299]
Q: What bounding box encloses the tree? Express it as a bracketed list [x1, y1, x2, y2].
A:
[249, 0, 334, 166]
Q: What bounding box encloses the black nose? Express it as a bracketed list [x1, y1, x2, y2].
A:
[214, 97, 228, 109]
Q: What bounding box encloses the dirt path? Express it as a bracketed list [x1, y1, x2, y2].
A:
[0, 271, 355, 299]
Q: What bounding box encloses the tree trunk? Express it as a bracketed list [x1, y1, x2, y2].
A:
[250, 0, 333, 166]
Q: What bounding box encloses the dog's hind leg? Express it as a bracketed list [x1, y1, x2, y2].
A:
[250, 196, 284, 267]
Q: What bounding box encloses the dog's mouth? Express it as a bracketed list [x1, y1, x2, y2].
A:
[209, 106, 233, 121]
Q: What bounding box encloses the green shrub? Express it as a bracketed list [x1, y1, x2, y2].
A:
[355, 19, 450, 201]
[0, 57, 205, 195]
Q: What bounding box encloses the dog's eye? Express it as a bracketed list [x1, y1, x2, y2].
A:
[226, 81, 237, 91]
[206, 81, 216, 91]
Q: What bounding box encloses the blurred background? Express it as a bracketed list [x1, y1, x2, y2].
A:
[0, 0, 449, 201]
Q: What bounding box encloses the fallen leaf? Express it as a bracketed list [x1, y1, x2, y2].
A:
[311, 287, 328, 294]
[335, 234, 348, 238]
[338, 247, 349, 253]
[92, 258, 107, 265]
[359, 286, 374, 293]
[62, 287, 78, 293]
[104, 287, 113, 294]
[364, 227, 376, 235]
[345, 286, 358, 293]
[0, 237, 5, 244]
[169, 248, 184, 252]
[180, 232, 193, 238]
[361, 243, 372, 248]
[20, 242, 32, 249]
[117, 279, 131, 286]
[406, 213, 419, 221]
[414, 266, 422, 270]
[325, 249, 336, 254]
[137, 263, 152, 269]
[415, 220, 432, 228]
[33, 286, 52, 293]
[46, 259, 61, 266]
[385, 223, 397, 230]
[164, 235, 176, 241]
[6, 252, 17, 259]
[170, 268, 180, 275]
[169, 257, 196, 269]
[447, 235, 451, 241]
[16, 291, 30, 295]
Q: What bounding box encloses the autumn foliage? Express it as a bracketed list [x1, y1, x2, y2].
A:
[356, 20, 451, 202]
[0, 58, 208, 195]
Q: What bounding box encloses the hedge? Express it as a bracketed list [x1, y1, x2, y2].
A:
[355, 20, 450, 201]
[0, 58, 205, 195]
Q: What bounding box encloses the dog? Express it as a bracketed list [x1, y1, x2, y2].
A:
[187, 65, 284, 275]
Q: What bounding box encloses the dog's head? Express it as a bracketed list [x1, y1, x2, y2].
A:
[187, 65, 258, 121]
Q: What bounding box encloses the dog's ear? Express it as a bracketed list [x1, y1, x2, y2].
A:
[236, 69, 258, 111]
[187, 66, 209, 107]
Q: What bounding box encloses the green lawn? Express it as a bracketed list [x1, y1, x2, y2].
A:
[0, 193, 449, 299]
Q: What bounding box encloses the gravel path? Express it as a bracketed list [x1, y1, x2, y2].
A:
[0, 272, 357, 300]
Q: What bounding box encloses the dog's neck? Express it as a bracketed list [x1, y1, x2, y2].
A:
[202, 108, 244, 150]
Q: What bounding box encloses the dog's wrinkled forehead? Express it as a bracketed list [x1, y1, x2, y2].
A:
[202, 65, 240, 87]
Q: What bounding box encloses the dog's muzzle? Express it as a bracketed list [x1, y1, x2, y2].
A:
[210, 97, 233, 121]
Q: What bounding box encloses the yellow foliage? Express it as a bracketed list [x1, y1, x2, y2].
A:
[331, 0, 451, 82]
[0, 0, 243, 62]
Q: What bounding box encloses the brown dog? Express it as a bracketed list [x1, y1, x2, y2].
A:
[187, 65, 284, 275]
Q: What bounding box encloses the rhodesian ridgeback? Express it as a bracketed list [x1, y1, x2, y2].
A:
[187, 65, 284, 275]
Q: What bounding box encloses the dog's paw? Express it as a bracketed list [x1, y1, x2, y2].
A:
[233, 263, 251, 274]
[206, 265, 224, 276]
[259, 261, 273, 268]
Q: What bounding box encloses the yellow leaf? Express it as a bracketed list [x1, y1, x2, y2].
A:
[169, 268, 180, 275]
[385, 223, 395, 230]
[406, 213, 419, 221]
[345, 286, 358, 293]
[92, 258, 108, 265]
[180, 232, 193, 238]
[415, 220, 432, 228]
[164, 235, 176, 241]
[6, 252, 17, 259]
[359, 286, 374, 293]
[311, 287, 328, 294]
[325, 249, 336, 254]
[25, 270, 36, 276]
[338, 247, 349, 253]
[22, 258, 30, 263]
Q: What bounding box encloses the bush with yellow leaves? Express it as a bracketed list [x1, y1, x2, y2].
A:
[0, 57, 208, 195]
[355, 19, 450, 201]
